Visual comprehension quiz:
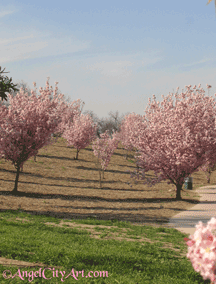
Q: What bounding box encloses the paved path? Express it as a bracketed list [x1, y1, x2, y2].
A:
[166, 185, 216, 237]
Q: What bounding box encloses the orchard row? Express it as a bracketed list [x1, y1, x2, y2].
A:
[0, 79, 215, 200]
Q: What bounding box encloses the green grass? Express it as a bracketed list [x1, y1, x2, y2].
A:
[0, 210, 211, 283]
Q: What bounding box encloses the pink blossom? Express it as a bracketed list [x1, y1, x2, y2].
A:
[62, 113, 98, 159]
[119, 85, 216, 200]
[0, 78, 79, 193]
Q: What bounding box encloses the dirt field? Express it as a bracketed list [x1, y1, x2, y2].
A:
[0, 136, 211, 229]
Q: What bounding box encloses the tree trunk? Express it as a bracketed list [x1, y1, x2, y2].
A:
[124, 149, 129, 160]
[206, 172, 211, 184]
[136, 163, 141, 174]
[12, 165, 21, 194]
[176, 184, 182, 200]
[75, 149, 79, 160]
[94, 156, 102, 188]
[99, 168, 102, 188]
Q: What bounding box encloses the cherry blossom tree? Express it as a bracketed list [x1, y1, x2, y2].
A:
[118, 112, 145, 160]
[25, 78, 83, 162]
[92, 130, 119, 187]
[82, 110, 102, 138]
[117, 113, 146, 174]
[62, 113, 98, 160]
[196, 85, 216, 184]
[124, 84, 216, 200]
[0, 78, 80, 194]
[1, 79, 61, 163]
[52, 96, 85, 138]
[199, 161, 216, 183]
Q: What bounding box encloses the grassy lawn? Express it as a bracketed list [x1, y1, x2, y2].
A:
[0, 210, 211, 283]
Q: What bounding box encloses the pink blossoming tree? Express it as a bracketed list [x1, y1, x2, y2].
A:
[124, 84, 216, 200]
[33, 79, 84, 161]
[117, 113, 146, 174]
[53, 97, 85, 138]
[62, 113, 98, 160]
[118, 112, 144, 154]
[92, 130, 119, 187]
[0, 78, 80, 194]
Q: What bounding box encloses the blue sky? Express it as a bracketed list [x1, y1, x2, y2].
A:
[1, 0, 216, 122]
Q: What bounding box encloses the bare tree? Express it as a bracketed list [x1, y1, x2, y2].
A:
[81, 110, 117, 139]
[82, 110, 134, 140]
[98, 119, 115, 138]
[107, 110, 132, 137]
[97, 111, 133, 139]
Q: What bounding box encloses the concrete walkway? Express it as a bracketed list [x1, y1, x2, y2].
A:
[166, 185, 216, 237]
